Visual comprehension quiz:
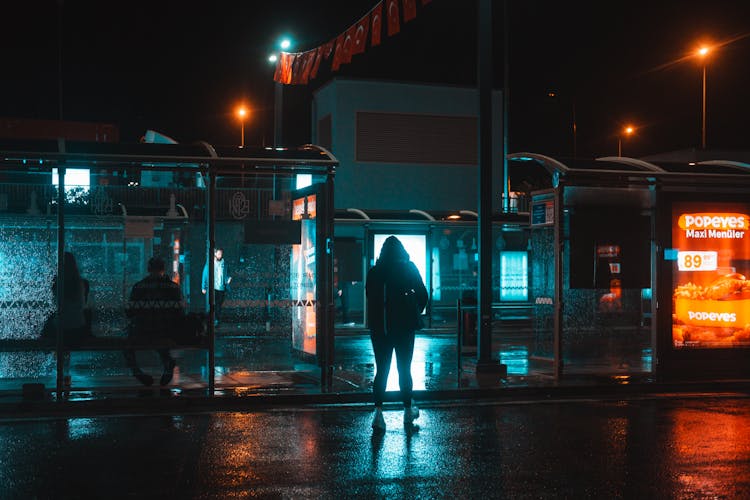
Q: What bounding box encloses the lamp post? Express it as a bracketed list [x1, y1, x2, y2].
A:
[697, 45, 710, 149]
[236, 106, 248, 148]
[269, 37, 292, 148]
[274, 80, 282, 148]
[546, 90, 577, 159]
[618, 125, 634, 157]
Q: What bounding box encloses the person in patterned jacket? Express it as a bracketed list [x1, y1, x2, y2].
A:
[124, 256, 185, 387]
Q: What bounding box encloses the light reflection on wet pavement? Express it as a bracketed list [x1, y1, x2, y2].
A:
[0, 328, 655, 398]
[1, 395, 749, 498]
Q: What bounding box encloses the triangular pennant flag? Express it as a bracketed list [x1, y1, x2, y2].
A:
[321, 40, 334, 59]
[295, 50, 317, 85]
[290, 53, 304, 85]
[402, 0, 417, 22]
[331, 33, 346, 71]
[273, 52, 295, 84]
[308, 47, 323, 80]
[342, 24, 355, 63]
[351, 12, 370, 55]
[386, 0, 400, 36]
[371, 2, 383, 47]
[272, 0, 432, 84]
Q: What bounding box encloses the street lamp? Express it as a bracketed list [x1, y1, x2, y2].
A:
[618, 125, 635, 157]
[696, 45, 711, 149]
[269, 37, 292, 148]
[236, 105, 248, 148]
[546, 90, 577, 158]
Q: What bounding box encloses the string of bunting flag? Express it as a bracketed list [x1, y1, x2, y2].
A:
[273, 0, 433, 85]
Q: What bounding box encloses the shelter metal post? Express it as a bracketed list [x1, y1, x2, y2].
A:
[553, 185, 563, 379]
[207, 165, 216, 395]
[55, 163, 66, 399]
[322, 174, 335, 391]
[476, 0, 507, 377]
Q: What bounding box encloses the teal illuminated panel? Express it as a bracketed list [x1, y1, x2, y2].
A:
[500, 251, 528, 301]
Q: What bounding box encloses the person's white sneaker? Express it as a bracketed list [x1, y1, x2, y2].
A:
[404, 405, 420, 425]
[372, 407, 386, 431]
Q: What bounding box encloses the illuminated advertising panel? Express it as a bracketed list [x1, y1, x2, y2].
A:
[291, 194, 317, 356]
[671, 202, 750, 348]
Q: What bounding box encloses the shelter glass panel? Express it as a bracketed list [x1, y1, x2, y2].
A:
[562, 207, 652, 375]
[529, 225, 555, 371]
[0, 166, 58, 392]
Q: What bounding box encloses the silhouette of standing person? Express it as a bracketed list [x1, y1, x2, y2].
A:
[124, 256, 184, 387]
[202, 247, 231, 326]
[365, 236, 428, 431]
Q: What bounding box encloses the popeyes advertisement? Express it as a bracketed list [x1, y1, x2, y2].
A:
[672, 202, 750, 348]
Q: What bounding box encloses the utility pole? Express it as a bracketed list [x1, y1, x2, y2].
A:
[476, 0, 507, 378]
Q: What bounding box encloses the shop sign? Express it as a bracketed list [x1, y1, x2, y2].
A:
[671, 203, 750, 348]
[531, 199, 554, 227]
[124, 216, 154, 239]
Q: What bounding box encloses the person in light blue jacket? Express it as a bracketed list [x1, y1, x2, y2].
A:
[202, 247, 231, 325]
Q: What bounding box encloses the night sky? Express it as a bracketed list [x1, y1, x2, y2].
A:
[2, 0, 750, 159]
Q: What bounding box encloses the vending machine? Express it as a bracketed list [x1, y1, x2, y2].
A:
[594, 243, 622, 312]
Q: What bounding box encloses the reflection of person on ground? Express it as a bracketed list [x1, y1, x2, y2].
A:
[333, 257, 350, 324]
[202, 247, 231, 326]
[338, 282, 350, 324]
[50, 251, 91, 348]
[125, 256, 184, 387]
[365, 236, 428, 432]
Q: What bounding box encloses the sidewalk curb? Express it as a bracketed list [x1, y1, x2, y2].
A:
[2, 379, 748, 419]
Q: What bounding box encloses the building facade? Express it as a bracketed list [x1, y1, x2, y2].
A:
[311, 79, 528, 330]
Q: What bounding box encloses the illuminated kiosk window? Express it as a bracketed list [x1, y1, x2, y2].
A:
[372, 234, 427, 287]
[52, 167, 90, 203]
[500, 251, 528, 301]
[295, 174, 312, 190]
[431, 247, 441, 301]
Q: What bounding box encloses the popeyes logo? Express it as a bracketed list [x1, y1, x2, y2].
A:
[678, 213, 749, 230]
[687, 310, 736, 323]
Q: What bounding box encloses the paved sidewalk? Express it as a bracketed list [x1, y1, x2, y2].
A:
[1, 329, 748, 418]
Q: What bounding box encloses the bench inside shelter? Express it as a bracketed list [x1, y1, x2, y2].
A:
[0, 336, 209, 352]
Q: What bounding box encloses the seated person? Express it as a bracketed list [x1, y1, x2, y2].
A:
[124, 256, 185, 387]
[46, 251, 92, 348]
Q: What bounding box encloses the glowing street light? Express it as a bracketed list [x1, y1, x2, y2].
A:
[652, 35, 750, 149]
[269, 38, 292, 66]
[618, 125, 635, 157]
[236, 105, 248, 148]
[696, 45, 712, 149]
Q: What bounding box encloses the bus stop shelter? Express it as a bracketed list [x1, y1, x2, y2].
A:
[509, 152, 750, 381]
[0, 138, 337, 398]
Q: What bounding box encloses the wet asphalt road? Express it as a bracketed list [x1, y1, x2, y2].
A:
[1, 394, 749, 499]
